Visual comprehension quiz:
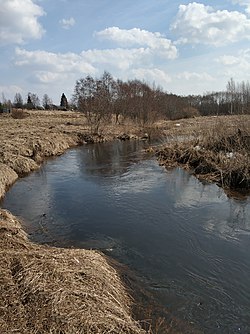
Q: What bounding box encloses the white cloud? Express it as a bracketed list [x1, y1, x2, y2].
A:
[13, 45, 175, 99]
[59, 17, 75, 30]
[34, 71, 68, 83]
[217, 49, 250, 77]
[171, 2, 250, 46]
[130, 68, 171, 86]
[15, 46, 151, 78]
[15, 48, 96, 76]
[14, 44, 176, 89]
[81, 47, 152, 70]
[232, 0, 250, 14]
[14, 24, 178, 80]
[10, 26, 179, 101]
[0, 0, 45, 45]
[167, 69, 218, 96]
[217, 55, 240, 66]
[96, 27, 178, 59]
[0, 85, 24, 100]
[177, 71, 214, 82]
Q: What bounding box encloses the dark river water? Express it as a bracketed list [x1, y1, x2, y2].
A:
[1, 140, 250, 333]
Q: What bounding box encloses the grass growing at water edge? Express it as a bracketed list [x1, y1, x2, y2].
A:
[156, 115, 250, 196]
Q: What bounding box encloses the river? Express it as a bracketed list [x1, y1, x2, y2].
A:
[1, 140, 250, 333]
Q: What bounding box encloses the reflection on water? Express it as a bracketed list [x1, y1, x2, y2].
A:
[1, 140, 250, 333]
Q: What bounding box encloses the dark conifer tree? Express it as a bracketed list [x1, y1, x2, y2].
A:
[60, 93, 68, 109]
[26, 93, 34, 109]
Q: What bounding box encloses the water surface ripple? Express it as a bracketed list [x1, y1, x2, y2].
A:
[1, 140, 250, 333]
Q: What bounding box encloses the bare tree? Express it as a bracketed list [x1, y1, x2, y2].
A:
[73, 72, 116, 132]
[226, 78, 236, 114]
[26, 93, 40, 109]
[42, 94, 53, 110]
[13, 93, 23, 109]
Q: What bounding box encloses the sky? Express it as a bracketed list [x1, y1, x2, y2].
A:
[1, 0, 250, 105]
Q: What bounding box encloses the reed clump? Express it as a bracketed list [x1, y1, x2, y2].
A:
[157, 116, 250, 194]
[0, 209, 146, 334]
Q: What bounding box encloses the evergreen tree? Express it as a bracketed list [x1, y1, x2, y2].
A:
[26, 94, 34, 109]
[60, 93, 68, 109]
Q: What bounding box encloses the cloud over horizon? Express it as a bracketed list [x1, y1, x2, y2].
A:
[14, 26, 178, 89]
[172, 2, 250, 46]
[96, 27, 178, 59]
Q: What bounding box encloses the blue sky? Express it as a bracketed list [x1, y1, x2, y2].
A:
[1, 0, 250, 105]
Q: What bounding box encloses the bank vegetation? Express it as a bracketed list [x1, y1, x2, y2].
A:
[156, 115, 250, 196]
[0, 209, 147, 334]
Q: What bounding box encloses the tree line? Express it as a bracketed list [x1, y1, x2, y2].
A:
[1, 74, 250, 126]
[72, 71, 199, 131]
[73, 73, 250, 131]
[188, 78, 250, 116]
[0, 92, 68, 112]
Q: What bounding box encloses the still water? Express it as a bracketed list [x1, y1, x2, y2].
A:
[1, 140, 250, 333]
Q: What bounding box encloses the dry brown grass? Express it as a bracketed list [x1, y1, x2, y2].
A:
[0, 110, 146, 199]
[0, 209, 146, 334]
[156, 115, 250, 195]
[1, 109, 184, 199]
[0, 163, 18, 199]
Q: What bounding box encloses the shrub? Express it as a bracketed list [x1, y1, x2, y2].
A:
[11, 109, 30, 119]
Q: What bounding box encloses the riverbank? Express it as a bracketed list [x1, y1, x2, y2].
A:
[0, 209, 147, 333]
[0, 110, 152, 333]
[0, 109, 149, 199]
[156, 114, 250, 197]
